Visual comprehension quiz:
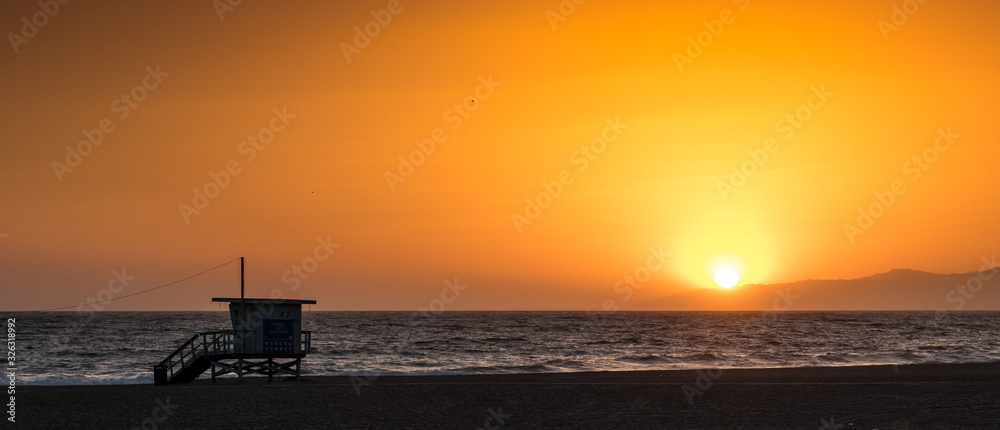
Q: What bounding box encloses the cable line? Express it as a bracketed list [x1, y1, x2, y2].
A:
[30, 257, 242, 311]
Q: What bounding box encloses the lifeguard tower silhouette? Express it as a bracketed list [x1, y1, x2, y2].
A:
[153, 258, 315, 385]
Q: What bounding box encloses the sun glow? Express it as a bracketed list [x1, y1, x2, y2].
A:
[714, 268, 739, 288]
[673, 212, 774, 288]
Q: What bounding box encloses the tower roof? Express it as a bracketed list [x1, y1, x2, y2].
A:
[211, 297, 317, 305]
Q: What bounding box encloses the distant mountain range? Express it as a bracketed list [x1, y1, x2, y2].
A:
[634, 268, 1000, 311]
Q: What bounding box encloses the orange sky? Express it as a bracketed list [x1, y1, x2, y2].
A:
[1, 0, 998, 311]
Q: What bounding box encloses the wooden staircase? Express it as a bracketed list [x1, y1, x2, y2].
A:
[154, 330, 311, 384]
[155, 330, 236, 384]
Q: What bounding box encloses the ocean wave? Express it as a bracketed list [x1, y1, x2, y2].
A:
[916, 345, 949, 351]
[816, 354, 850, 363]
[617, 354, 670, 363]
[14, 311, 1000, 385]
[406, 361, 438, 367]
[542, 359, 585, 368]
[896, 351, 924, 360]
[482, 337, 530, 343]
[448, 364, 554, 374]
[686, 353, 720, 362]
[22, 373, 152, 386]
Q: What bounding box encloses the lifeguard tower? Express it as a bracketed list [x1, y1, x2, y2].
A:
[153, 258, 316, 385]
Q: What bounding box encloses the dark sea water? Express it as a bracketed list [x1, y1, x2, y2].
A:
[4, 311, 999, 385]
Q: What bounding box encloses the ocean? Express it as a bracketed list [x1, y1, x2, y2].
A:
[4, 311, 999, 385]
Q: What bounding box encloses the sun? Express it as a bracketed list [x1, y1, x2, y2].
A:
[714, 268, 740, 288]
[672, 211, 773, 289]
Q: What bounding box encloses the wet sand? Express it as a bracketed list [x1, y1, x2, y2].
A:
[17, 362, 1000, 429]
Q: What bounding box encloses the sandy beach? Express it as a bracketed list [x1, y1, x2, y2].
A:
[15, 362, 1000, 429]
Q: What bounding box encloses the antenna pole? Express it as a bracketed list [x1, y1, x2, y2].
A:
[240, 257, 246, 347]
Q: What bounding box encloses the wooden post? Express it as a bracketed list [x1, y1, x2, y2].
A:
[240, 257, 246, 354]
[240, 257, 246, 323]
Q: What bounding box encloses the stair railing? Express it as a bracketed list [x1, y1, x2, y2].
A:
[157, 330, 235, 381]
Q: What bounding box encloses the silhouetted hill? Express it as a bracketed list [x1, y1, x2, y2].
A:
[633, 267, 1000, 311]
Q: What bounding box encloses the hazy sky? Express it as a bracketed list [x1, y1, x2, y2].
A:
[2, 0, 998, 310]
